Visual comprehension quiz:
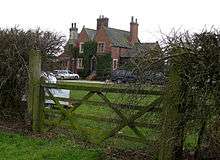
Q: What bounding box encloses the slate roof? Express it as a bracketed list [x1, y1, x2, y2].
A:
[83, 27, 132, 48]
[106, 28, 132, 48]
[120, 42, 160, 58]
[84, 28, 96, 40]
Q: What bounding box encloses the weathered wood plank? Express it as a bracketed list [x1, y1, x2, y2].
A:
[44, 109, 159, 128]
[42, 83, 163, 95]
[28, 50, 43, 132]
[102, 97, 162, 141]
[44, 119, 155, 144]
[44, 96, 161, 111]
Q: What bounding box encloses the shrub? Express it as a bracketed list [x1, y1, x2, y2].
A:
[0, 27, 65, 120]
[96, 53, 112, 80]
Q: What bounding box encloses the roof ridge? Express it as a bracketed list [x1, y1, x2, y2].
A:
[108, 27, 130, 33]
[84, 28, 96, 31]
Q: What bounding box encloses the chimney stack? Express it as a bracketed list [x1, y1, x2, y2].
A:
[129, 16, 139, 45]
[97, 15, 109, 30]
[70, 22, 78, 32]
[69, 22, 78, 45]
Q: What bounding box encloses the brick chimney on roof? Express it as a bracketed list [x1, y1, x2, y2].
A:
[69, 22, 78, 45]
[97, 15, 109, 30]
[129, 16, 139, 45]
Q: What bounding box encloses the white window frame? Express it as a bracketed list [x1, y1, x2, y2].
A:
[112, 59, 118, 70]
[77, 58, 83, 69]
[79, 42, 84, 53]
[97, 42, 105, 53]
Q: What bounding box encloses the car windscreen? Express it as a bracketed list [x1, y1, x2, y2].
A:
[58, 70, 67, 74]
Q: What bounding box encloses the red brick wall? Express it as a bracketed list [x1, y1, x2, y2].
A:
[95, 27, 112, 53]
[77, 27, 131, 71]
[111, 47, 129, 59]
[111, 47, 120, 59]
[77, 29, 90, 44]
[129, 23, 138, 45]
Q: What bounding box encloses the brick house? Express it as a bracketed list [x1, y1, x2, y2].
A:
[58, 15, 159, 75]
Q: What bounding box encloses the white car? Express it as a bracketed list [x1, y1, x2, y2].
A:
[53, 70, 79, 80]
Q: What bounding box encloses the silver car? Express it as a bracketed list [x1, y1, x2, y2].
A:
[53, 70, 79, 80]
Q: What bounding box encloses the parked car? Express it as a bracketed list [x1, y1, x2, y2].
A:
[53, 70, 79, 80]
[111, 69, 137, 83]
[111, 69, 166, 85]
[142, 71, 166, 85]
[41, 71, 57, 83]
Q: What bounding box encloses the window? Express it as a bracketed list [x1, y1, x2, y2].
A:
[79, 43, 84, 53]
[112, 59, 118, 70]
[77, 58, 83, 69]
[97, 43, 105, 53]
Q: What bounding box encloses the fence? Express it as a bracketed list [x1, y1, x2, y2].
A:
[28, 50, 163, 145]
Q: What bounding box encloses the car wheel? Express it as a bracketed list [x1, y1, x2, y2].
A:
[75, 76, 79, 80]
[61, 76, 64, 80]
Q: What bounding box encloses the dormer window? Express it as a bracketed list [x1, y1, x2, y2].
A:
[97, 42, 105, 53]
[79, 42, 84, 53]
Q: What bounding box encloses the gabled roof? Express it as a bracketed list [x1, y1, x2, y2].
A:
[83, 27, 132, 48]
[106, 28, 131, 48]
[120, 42, 160, 58]
[84, 28, 96, 40]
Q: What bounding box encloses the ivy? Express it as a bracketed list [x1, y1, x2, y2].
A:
[96, 53, 112, 80]
[83, 41, 97, 76]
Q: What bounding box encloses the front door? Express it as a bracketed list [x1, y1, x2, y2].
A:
[90, 56, 96, 73]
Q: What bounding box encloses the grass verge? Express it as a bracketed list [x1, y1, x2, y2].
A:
[0, 131, 102, 160]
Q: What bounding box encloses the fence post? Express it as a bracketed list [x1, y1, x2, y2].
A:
[159, 67, 183, 160]
[28, 50, 43, 132]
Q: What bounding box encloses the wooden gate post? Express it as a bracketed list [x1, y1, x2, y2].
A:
[28, 50, 43, 132]
[159, 68, 183, 160]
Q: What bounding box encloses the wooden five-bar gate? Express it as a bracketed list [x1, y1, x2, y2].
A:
[28, 50, 163, 145]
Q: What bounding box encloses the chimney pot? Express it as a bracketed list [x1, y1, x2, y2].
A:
[97, 15, 109, 30]
[130, 16, 138, 45]
[69, 22, 78, 43]
[131, 16, 134, 23]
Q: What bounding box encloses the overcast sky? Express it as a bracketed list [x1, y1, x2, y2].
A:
[1, 0, 219, 42]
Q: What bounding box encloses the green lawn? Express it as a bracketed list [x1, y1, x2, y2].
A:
[0, 132, 102, 160]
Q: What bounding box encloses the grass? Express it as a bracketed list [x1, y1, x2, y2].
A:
[0, 131, 102, 160]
